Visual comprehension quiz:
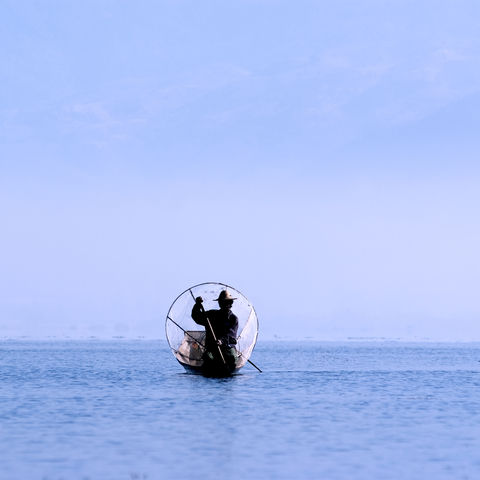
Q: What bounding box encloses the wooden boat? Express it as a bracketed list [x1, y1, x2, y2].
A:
[165, 282, 259, 377]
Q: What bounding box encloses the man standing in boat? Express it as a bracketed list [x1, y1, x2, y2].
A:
[191, 290, 239, 372]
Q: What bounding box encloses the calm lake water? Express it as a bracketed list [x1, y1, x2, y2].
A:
[1, 340, 479, 479]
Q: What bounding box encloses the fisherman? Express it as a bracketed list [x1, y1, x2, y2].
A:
[191, 290, 239, 372]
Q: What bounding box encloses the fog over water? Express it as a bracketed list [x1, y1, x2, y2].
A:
[1, 1, 480, 340]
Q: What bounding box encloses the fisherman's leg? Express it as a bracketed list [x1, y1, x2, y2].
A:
[202, 350, 216, 369]
[222, 347, 237, 371]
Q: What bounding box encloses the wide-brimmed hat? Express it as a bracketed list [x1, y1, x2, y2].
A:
[214, 290, 237, 302]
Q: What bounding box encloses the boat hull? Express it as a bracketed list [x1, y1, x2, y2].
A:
[177, 359, 242, 377]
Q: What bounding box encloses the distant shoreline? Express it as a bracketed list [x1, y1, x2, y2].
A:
[2, 336, 480, 344]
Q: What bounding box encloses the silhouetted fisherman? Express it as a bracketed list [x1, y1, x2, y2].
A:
[191, 290, 239, 373]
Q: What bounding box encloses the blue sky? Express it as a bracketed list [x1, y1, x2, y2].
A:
[1, 1, 479, 340]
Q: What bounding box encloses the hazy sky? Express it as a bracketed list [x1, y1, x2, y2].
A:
[1, 1, 479, 340]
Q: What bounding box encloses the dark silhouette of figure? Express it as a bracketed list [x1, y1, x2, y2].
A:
[191, 290, 239, 373]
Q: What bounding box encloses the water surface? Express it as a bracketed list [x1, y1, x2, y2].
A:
[1, 340, 479, 479]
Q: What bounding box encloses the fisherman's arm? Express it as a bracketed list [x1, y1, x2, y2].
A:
[191, 297, 207, 326]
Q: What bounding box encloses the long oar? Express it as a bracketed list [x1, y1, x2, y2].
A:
[239, 351, 262, 373]
[189, 290, 226, 365]
[167, 315, 262, 373]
